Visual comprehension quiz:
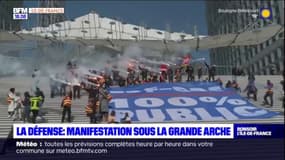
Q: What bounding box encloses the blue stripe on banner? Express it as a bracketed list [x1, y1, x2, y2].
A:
[234, 124, 284, 139]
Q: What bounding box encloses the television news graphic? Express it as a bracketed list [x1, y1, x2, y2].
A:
[13, 8, 28, 20]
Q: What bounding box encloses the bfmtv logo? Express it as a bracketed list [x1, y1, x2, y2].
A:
[13, 8, 28, 14]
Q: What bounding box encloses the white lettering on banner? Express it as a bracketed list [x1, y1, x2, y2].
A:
[126, 90, 141, 93]
[168, 97, 197, 106]
[234, 106, 268, 117]
[110, 98, 129, 108]
[159, 88, 172, 91]
[199, 97, 217, 103]
[135, 98, 164, 107]
[172, 87, 190, 92]
[136, 109, 165, 122]
[114, 106, 269, 122]
[166, 109, 198, 121]
[194, 108, 225, 120]
[227, 99, 247, 105]
[144, 87, 158, 92]
[110, 95, 272, 121]
[110, 91, 125, 94]
[208, 86, 223, 91]
[216, 97, 228, 106]
[189, 88, 207, 92]
[216, 107, 239, 120]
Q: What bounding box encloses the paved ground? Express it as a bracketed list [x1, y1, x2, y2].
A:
[0, 75, 284, 139]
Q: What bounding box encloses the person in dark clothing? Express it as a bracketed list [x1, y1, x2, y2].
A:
[85, 98, 97, 124]
[22, 92, 30, 123]
[152, 74, 159, 83]
[118, 76, 126, 87]
[208, 65, 216, 81]
[49, 77, 57, 98]
[198, 67, 203, 81]
[186, 65, 194, 81]
[60, 83, 67, 97]
[243, 81, 258, 101]
[141, 69, 148, 81]
[167, 68, 174, 83]
[104, 76, 112, 88]
[73, 85, 81, 99]
[225, 80, 232, 88]
[59, 74, 67, 97]
[67, 61, 72, 69]
[112, 70, 120, 85]
[85, 85, 99, 100]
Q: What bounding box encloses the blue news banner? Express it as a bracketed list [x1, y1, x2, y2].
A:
[0, 123, 283, 160]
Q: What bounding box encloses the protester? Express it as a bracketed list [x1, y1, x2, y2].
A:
[263, 80, 274, 106]
[231, 80, 241, 92]
[30, 94, 42, 123]
[121, 112, 131, 123]
[215, 78, 223, 87]
[174, 69, 182, 82]
[108, 111, 118, 124]
[60, 74, 67, 97]
[225, 80, 232, 88]
[61, 94, 72, 123]
[208, 65, 216, 81]
[72, 74, 81, 99]
[98, 78, 112, 123]
[7, 88, 16, 118]
[186, 65, 194, 81]
[243, 81, 258, 101]
[13, 92, 22, 121]
[197, 66, 203, 81]
[22, 91, 31, 123]
[167, 68, 174, 83]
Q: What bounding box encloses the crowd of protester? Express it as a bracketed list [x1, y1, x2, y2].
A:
[5, 61, 284, 124]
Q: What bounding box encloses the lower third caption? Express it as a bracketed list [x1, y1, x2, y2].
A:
[15, 141, 214, 154]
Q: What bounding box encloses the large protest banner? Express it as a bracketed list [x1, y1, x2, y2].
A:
[109, 82, 280, 122]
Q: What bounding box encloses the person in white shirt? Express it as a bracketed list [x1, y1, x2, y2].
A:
[7, 88, 16, 117]
[72, 74, 81, 99]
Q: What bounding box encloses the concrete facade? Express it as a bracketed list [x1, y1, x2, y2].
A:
[206, 0, 284, 75]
